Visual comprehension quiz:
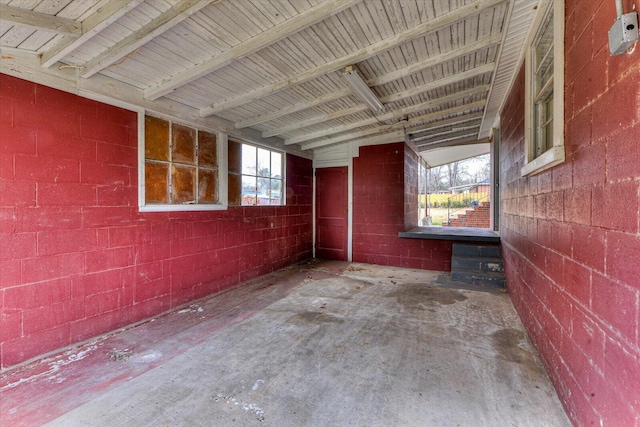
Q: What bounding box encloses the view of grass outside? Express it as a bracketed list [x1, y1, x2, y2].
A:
[418, 154, 491, 227]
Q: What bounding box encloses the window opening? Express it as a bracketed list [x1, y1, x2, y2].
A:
[143, 116, 221, 209]
[522, 0, 565, 177]
[228, 139, 284, 206]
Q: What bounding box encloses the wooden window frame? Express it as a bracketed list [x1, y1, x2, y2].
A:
[522, 0, 565, 177]
[139, 114, 228, 212]
[228, 139, 285, 207]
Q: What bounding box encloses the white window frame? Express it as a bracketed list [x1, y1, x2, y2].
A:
[138, 113, 228, 212]
[521, 0, 565, 177]
[235, 141, 286, 207]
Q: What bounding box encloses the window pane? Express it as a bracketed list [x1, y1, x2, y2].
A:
[242, 144, 256, 175]
[198, 131, 217, 168]
[242, 175, 257, 206]
[271, 153, 282, 178]
[145, 162, 169, 203]
[257, 148, 270, 177]
[270, 179, 282, 205]
[198, 169, 218, 204]
[228, 173, 241, 206]
[228, 140, 242, 174]
[145, 116, 169, 161]
[171, 165, 196, 203]
[172, 124, 196, 165]
[257, 175, 270, 199]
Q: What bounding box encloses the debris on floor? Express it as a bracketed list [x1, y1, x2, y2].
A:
[178, 304, 204, 314]
[108, 349, 133, 362]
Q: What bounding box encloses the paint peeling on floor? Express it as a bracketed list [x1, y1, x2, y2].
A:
[0, 345, 98, 391]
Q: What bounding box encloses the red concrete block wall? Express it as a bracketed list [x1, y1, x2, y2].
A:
[0, 75, 313, 370]
[500, 1, 640, 424]
[352, 143, 452, 271]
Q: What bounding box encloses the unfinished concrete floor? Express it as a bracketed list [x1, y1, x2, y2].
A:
[1, 261, 569, 426]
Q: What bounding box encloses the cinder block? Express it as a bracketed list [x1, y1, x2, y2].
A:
[1, 180, 36, 207]
[592, 75, 639, 142]
[592, 272, 637, 343]
[35, 83, 95, 115]
[69, 310, 129, 343]
[37, 183, 96, 207]
[14, 100, 81, 137]
[0, 311, 22, 342]
[0, 74, 35, 103]
[451, 256, 504, 272]
[85, 289, 122, 318]
[95, 102, 136, 127]
[22, 253, 84, 283]
[0, 260, 21, 288]
[81, 161, 130, 186]
[564, 187, 591, 226]
[22, 301, 80, 335]
[450, 270, 505, 287]
[592, 181, 639, 233]
[82, 116, 129, 145]
[84, 247, 132, 274]
[96, 141, 136, 167]
[37, 229, 98, 256]
[1, 325, 70, 368]
[607, 124, 640, 181]
[606, 231, 640, 288]
[0, 232, 36, 261]
[452, 243, 501, 258]
[603, 337, 640, 409]
[82, 207, 132, 228]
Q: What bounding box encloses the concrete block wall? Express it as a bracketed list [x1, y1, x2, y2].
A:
[500, 0, 640, 424]
[352, 143, 452, 271]
[0, 75, 313, 370]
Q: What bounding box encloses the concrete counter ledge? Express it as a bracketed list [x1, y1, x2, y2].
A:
[399, 226, 500, 243]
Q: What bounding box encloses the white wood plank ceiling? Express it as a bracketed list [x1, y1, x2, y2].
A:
[0, 0, 540, 154]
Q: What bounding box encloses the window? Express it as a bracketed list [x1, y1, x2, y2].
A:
[140, 115, 226, 211]
[418, 158, 429, 225]
[522, 0, 565, 177]
[228, 139, 284, 206]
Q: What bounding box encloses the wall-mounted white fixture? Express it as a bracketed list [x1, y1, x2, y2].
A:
[609, 0, 638, 55]
[341, 66, 384, 113]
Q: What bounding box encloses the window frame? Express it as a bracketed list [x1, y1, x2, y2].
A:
[229, 140, 285, 207]
[522, 0, 565, 177]
[138, 115, 228, 212]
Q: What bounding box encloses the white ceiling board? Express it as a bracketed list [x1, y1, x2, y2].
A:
[421, 143, 490, 167]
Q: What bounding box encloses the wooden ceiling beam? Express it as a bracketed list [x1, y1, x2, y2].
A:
[237, 45, 498, 130]
[235, 88, 352, 129]
[367, 34, 502, 87]
[285, 85, 490, 145]
[414, 129, 481, 145]
[406, 112, 484, 134]
[263, 63, 494, 138]
[262, 103, 366, 138]
[144, 0, 362, 101]
[410, 119, 483, 140]
[80, 0, 210, 78]
[417, 136, 490, 151]
[0, 4, 82, 36]
[199, 0, 507, 117]
[41, 0, 144, 68]
[298, 103, 486, 151]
